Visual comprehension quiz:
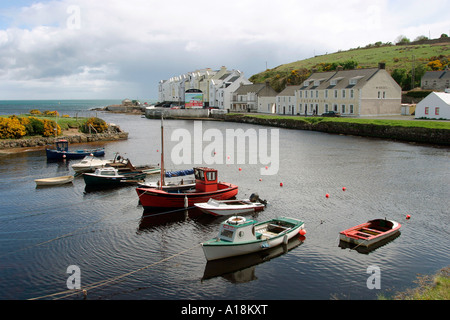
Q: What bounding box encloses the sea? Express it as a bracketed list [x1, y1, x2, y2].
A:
[0, 100, 449, 305]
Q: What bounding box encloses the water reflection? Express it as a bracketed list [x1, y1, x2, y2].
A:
[338, 231, 401, 254]
[202, 235, 305, 283]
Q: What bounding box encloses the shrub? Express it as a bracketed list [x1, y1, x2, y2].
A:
[29, 109, 42, 115]
[81, 117, 108, 133]
[42, 119, 61, 137]
[0, 117, 26, 139]
[43, 110, 60, 117]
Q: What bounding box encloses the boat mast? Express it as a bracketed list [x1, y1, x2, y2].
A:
[160, 113, 165, 189]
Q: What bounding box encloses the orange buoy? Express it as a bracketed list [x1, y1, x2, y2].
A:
[325, 193, 329, 198]
[239, 168, 242, 171]
[299, 229, 306, 236]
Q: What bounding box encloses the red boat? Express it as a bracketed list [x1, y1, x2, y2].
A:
[339, 219, 401, 247]
[136, 167, 238, 209]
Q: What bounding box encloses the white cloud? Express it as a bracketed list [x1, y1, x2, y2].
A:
[0, 0, 449, 99]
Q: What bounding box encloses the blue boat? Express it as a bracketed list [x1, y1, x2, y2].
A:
[46, 139, 105, 160]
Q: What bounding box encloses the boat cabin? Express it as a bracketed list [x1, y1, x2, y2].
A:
[55, 140, 69, 152]
[217, 217, 257, 243]
[93, 167, 119, 177]
[194, 167, 219, 192]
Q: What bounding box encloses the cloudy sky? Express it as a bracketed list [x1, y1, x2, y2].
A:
[0, 0, 449, 100]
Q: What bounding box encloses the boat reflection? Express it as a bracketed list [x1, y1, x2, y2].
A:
[202, 235, 305, 283]
[138, 207, 204, 230]
[338, 231, 401, 254]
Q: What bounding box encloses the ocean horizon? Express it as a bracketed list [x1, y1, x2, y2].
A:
[0, 99, 157, 117]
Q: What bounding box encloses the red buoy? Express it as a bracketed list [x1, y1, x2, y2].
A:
[342, 187, 346, 191]
[280, 182, 283, 187]
[299, 229, 306, 236]
[239, 168, 242, 171]
[325, 193, 329, 198]
[406, 214, 411, 220]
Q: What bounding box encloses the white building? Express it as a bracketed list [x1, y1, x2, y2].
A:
[158, 66, 251, 108]
[415, 91, 450, 119]
[276, 85, 301, 115]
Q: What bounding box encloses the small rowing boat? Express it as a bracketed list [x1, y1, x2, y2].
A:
[35, 175, 74, 186]
[201, 216, 305, 261]
[339, 218, 401, 247]
[194, 198, 265, 216]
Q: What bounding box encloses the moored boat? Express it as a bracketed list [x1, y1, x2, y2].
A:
[136, 167, 238, 209]
[46, 139, 105, 160]
[339, 218, 401, 247]
[35, 175, 74, 186]
[83, 167, 146, 187]
[201, 216, 306, 261]
[194, 197, 265, 216]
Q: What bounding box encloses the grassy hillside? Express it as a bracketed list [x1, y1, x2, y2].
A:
[250, 39, 450, 92]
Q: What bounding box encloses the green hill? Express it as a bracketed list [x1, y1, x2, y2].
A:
[250, 38, 450, 92]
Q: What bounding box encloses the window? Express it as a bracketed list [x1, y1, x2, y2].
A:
[383, 91, 386, 99]
[316, 91, 318, 98]
[350, 105, 354, 114]
[425, 107, 429, 115]
[334, 90, 338, 98]
[342, 90, 346, 98]
[299, 91, 302, 98]
[342, 105, 346, 114]
[378, 91, 381, 99]
[305, 91, 308, 98]
[435, 107, 440, 115]
[334, 104, 338, 112]
[350, 90, 354, 98]
[325, 90, 328, 99]
[299, 104, 302, 112]
[325, 104, 329, 112]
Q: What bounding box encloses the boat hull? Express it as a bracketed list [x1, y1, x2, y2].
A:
[46, 148, 105, 160]
[339, 219, 401, 247]
[83, 172, 146, 187]
[35, 175, 74, 186]
[194, 199, 265, 216]
[136, 183, 238, 208]
[202, 218, 305, 261]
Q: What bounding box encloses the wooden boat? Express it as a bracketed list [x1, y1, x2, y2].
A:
[135, 116, 238, 209]
[83, 167, 146, 187]
[201, 216, 305, 261]
[339, 219, 401, 247]
[35, 175, 74, 186]
[46, 139, 105, 160]
[194, 197, 265, 216]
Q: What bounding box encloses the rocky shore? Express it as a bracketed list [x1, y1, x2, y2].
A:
[0, 131, 129, 153]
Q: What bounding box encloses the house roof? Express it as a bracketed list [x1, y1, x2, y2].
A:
[433, 92, 450, 105]
[422, 70, 450, 80]
[278, 85, 301, 96]
[300, 68, 381, 90]
[235, 83, 278, 97]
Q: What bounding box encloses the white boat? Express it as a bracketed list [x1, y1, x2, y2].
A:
[35, 175, 74, 186]
[201, 216, 305, 261]
[194, 198, 265, 216]
[71, 155, 115, 173]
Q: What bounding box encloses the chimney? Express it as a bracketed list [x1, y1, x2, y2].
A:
[378, 62, 386, 69]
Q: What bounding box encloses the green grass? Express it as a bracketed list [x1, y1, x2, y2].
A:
[379, 267, 450, 300]
[233, 114, 450, 130]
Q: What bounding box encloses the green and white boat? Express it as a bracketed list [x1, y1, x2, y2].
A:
[201, 216, 306, 261]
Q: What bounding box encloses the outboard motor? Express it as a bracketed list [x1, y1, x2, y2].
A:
[250, 193, 267, 206]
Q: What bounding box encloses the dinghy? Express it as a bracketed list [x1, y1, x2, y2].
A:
[339, 218, 401, 247]
[35, 175, 74, 186]
[194, 198, 265, 216]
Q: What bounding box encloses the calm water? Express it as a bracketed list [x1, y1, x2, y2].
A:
[0, 106, 449, 301]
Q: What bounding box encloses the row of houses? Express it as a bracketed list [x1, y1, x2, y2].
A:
[158, 65, 450, 118]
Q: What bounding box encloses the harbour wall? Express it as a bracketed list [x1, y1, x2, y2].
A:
[213, 114, 450, 146]
[145, 108, 211, 119]
[0, 132, 129, 150]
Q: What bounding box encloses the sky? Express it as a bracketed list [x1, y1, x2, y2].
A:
[0, 0, 449, 101]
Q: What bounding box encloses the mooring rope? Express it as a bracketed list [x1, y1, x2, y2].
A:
[28, 242, 202, 300]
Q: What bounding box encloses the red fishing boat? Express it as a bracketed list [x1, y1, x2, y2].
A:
[136, 115, 238, 209]
[136, 167, 238, 209]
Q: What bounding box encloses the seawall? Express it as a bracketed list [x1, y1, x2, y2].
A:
[213, 114, 450, 146]
[0, 132, 129, 151]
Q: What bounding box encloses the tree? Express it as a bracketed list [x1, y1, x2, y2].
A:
[395, 35, 410, 45]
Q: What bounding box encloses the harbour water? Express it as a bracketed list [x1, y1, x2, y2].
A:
[0, 102, 449, 301]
